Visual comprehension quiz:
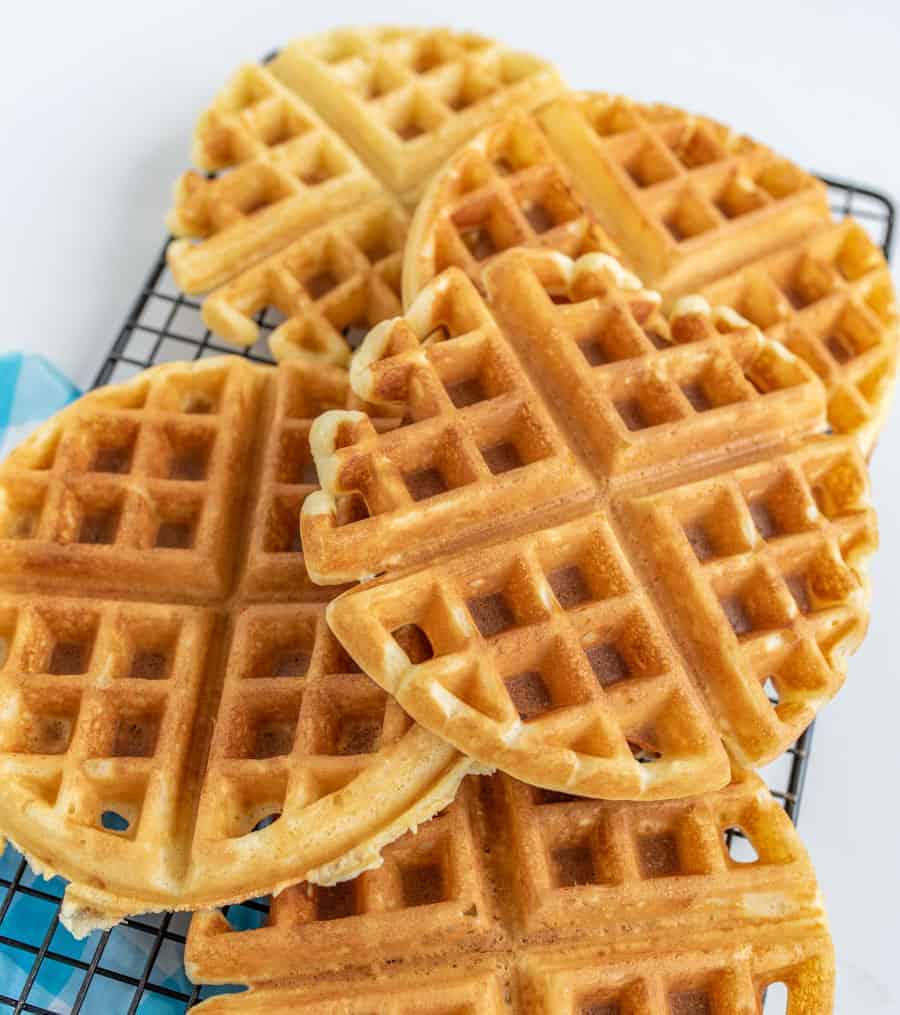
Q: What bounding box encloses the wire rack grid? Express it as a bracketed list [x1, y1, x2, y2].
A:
[0, 176, 894, 1015]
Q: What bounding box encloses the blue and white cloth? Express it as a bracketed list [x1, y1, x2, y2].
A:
[0, 354, 81, 460]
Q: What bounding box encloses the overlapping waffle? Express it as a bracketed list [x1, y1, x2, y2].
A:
[0, 357, 478, 935]
[166, 28, 562, 364]
[170, 40, 897, 447]
[187, 768, 834, 1013]
[301, 251, 877, 799]
[404, 98, 899, 450]
[406, 94, 829, 300]
[402, 111, 621, 304]
[268, 27, 564, 201]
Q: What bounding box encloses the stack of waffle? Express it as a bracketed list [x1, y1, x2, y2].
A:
[0, 24, 896, 1014]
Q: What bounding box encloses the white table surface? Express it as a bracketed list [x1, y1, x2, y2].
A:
[2, 0, 899, 1009]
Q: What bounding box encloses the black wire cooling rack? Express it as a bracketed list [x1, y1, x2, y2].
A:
[0, 176, 894, 1015]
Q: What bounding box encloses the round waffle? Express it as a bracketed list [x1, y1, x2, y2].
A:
[404, 97, 898, 453]
[301, 251, 877, 800]
[0, 357, 478, 936]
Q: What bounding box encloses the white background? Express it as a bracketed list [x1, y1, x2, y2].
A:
[2, 1, 899, 1009]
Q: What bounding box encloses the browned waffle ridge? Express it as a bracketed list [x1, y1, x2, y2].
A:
[0, 357, 477, 935]
[536, 92, 831, 297]
[301, 251, 876, 799]
[186, 768, 834, 1013]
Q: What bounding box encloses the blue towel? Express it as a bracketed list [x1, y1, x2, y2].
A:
[0, 354, 81, 458]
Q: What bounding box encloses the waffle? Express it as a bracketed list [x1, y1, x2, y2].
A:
[301, 252, 877, 798]
[537, 92, 830, 297]
[403, 101, 899, 450]
[187, 768, 834, 1013]
[406, 94, 829, 300]
[403, 111, 620, 304]
[268, 27, 564, 201]
[698, 218, 899, 454]
[167, 64, 383, 295]
[203, 195, 409, 365]
[0, 357, 477, 936]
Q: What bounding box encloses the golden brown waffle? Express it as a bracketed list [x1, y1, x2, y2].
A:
[537, 92, 830, 296]
[186, 769, 834, 1013]
[203, 195, 408, 365]
[403, 111, 620, 304]
[269, 27, 564, 201]
[0, 357, 476, 936]
[698, 218, 899, 454]
[167, 63, 383, 294]
[403, 101, 899, 450]
[301, 252, 877, 798]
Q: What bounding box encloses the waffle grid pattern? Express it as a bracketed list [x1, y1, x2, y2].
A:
[0, 182, 889, 1013]
[0, 364, 255, 600]
[407, 110, 897, 452]
[324, 512, 729, 798]
[0, 597, 212, 851]
[625, 440, 876, 762]
[485, 251, 823, 480]
[269, 27, 563, 196]
[193, 604, 415, 846]
[237, 363, 358, 603]
[698, 218, 897, 448]
[301, 267, 595, 581]
[0, 357, 474, 941]
[402, 113, 620, 302]
[167, 64, 382, 294]
[310, 238, 876, 793]
[202, 196, 408, 364]
[189, 778, 487, 984]
[537, 93, 830, 295]
[183, 772, 831, 1013]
